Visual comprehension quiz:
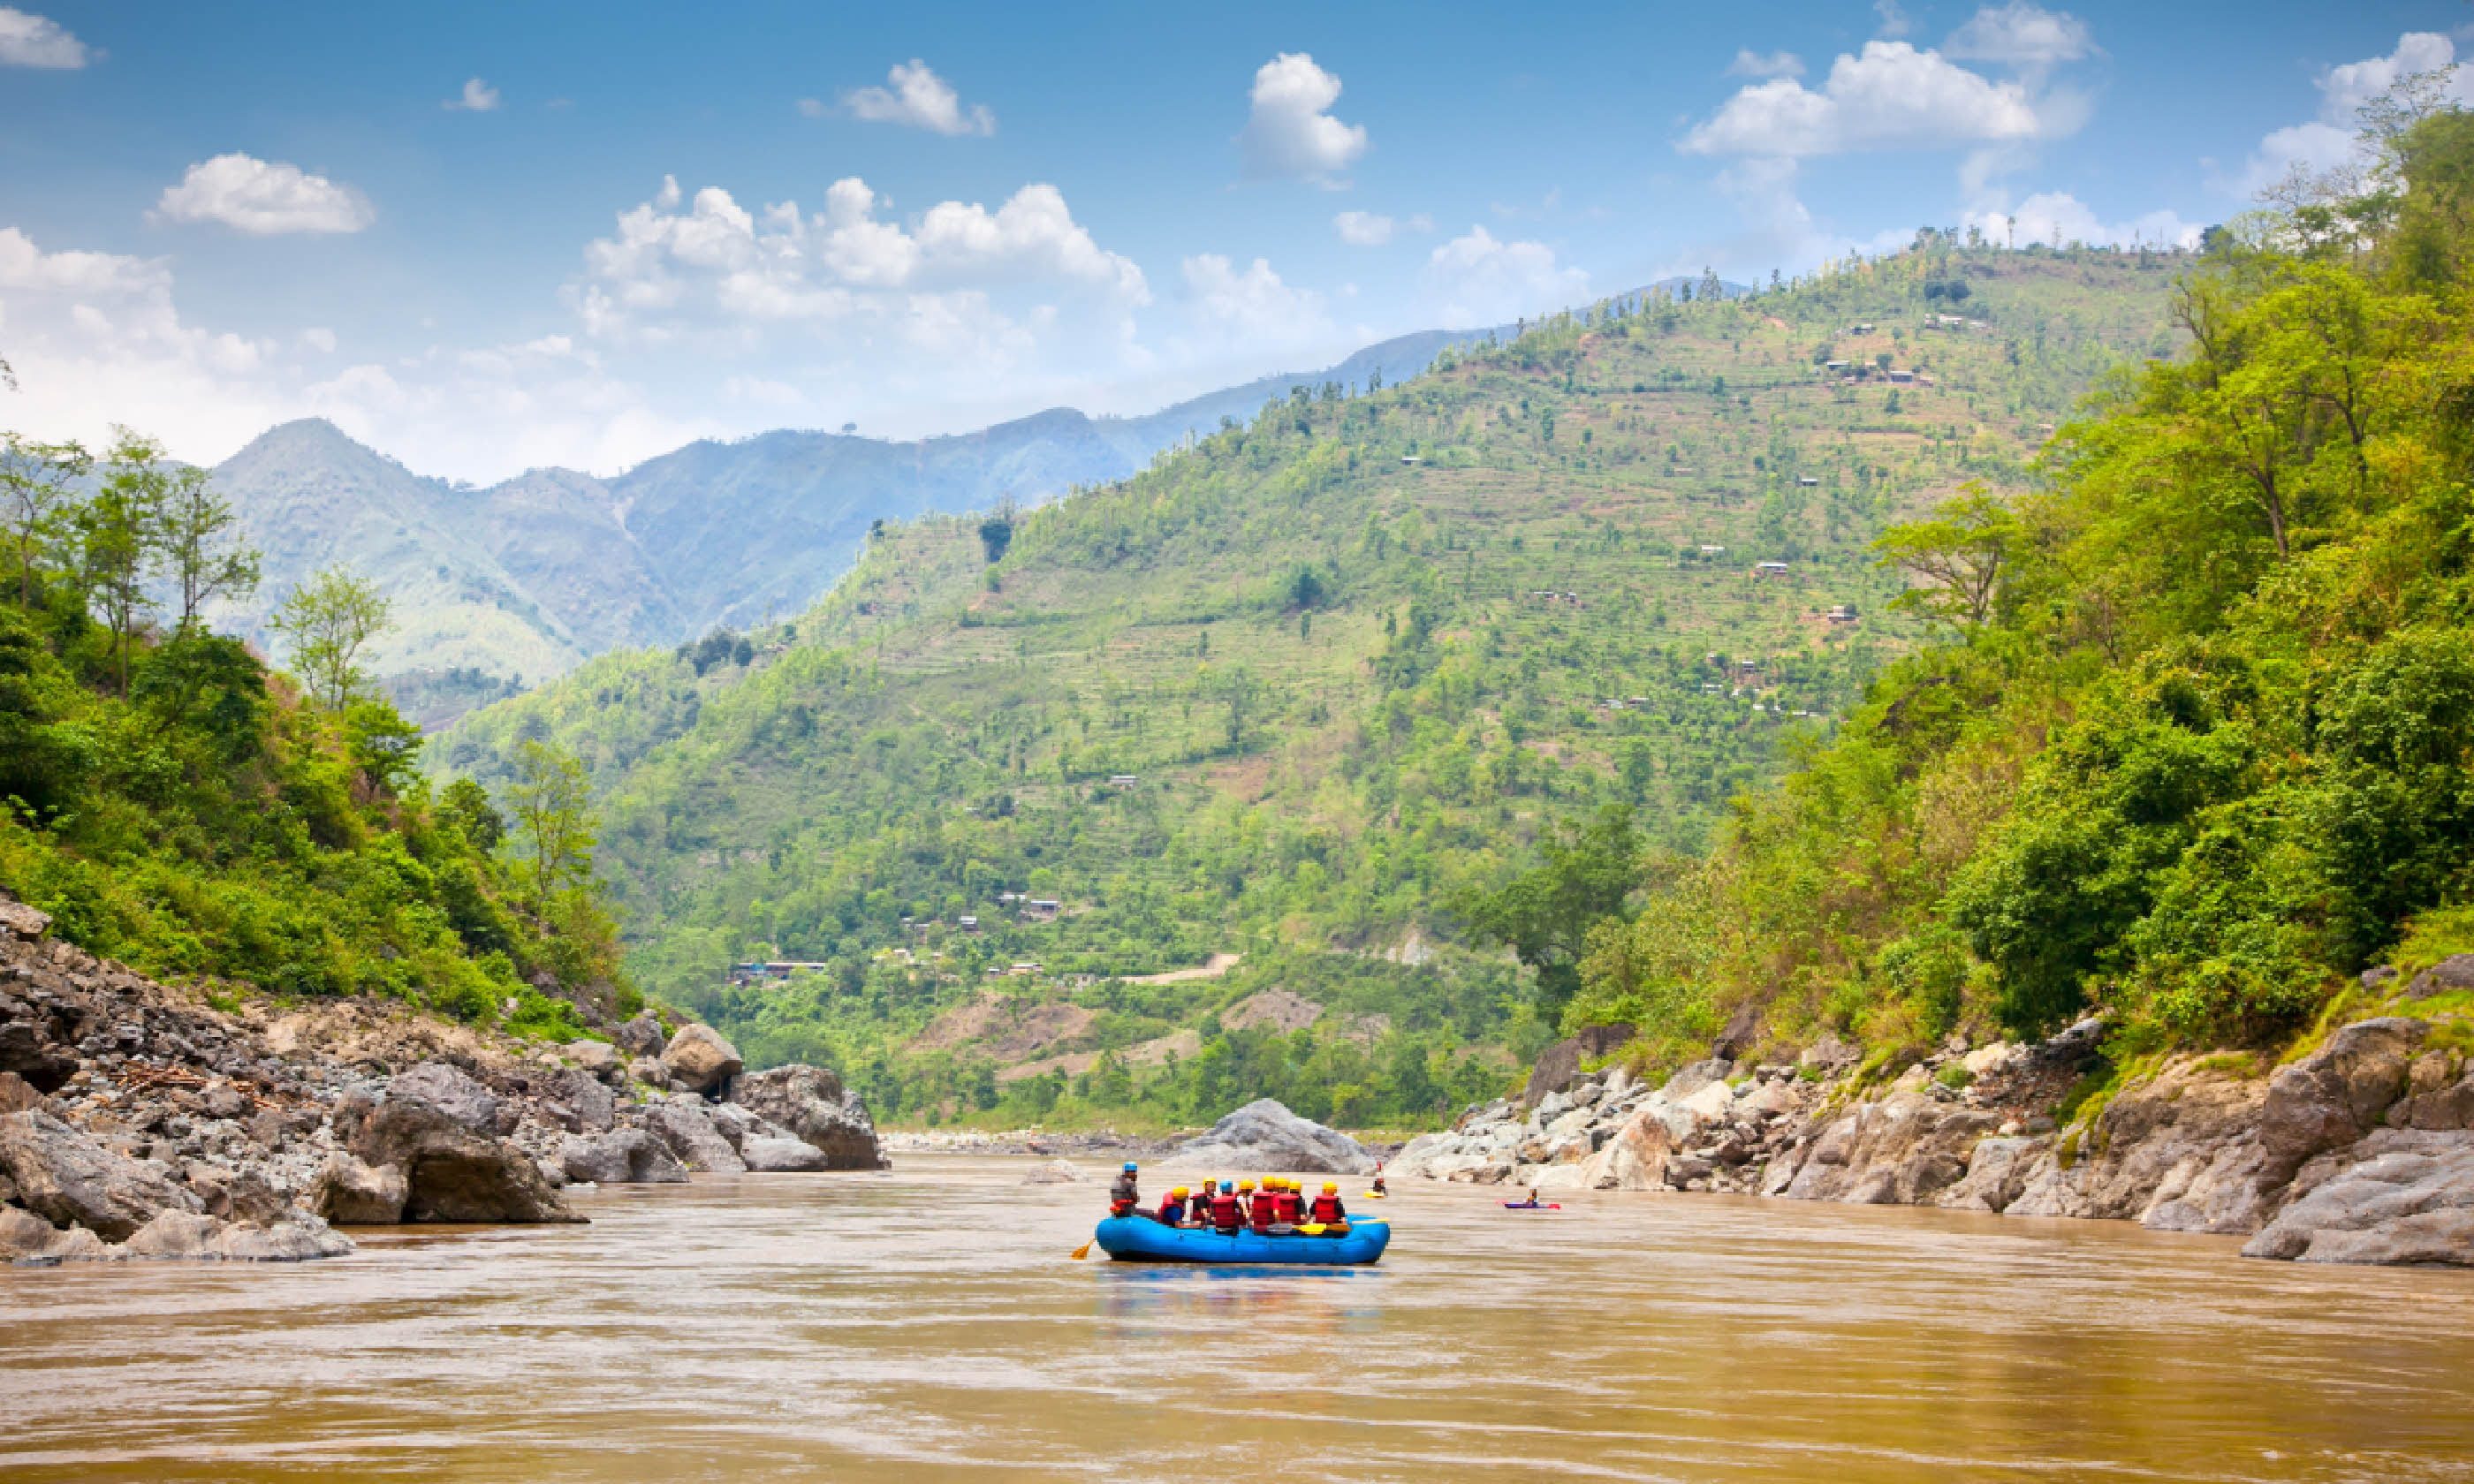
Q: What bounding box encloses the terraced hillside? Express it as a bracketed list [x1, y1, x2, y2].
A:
[435, 240, 2185, 1125]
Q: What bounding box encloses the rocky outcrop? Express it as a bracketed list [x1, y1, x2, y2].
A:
[1162, 1099, 1377, 1174]
[732, 1064, 885, 1169]
[1522, 1023, 1636, 1106]
[385, 1061, 505, 1134]
[661, 1024, 742, 1094]
[646, 1099, 746, 1174]
[308, 1151, 409, 1224]
[740, 1136, 831, 1172]
[0, 1109, 202, 1239]
[350, 1096, 580, 1223]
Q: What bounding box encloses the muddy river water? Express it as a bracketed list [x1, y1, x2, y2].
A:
[4, 1155, 2472, 1481]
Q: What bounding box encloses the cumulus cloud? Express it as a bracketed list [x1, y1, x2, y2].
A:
[1239, 53, 1367, 185]
[1872, 0, 1910, 39]
[1423, 226, 1585, 325]
[842, 60, 994, 136]
[1727, 49, 1804, 79]
[1943, 4, 2093, 67]
[1682, 42, 2060, 157]
[1965, 192, 2203, 250]
[153, 154, 375, 235]
[0, 7, 86, 68]
[1332, 210, 1428, 246]
[444, 77, 499, 111]
[2224, 33, 2474, 200]
[1182, 254, 1330, 338]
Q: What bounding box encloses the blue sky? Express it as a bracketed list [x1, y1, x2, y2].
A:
[0, 0, 2458, 480]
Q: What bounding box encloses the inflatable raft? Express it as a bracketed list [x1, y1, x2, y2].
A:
[1092, 1215, 1391, 1266]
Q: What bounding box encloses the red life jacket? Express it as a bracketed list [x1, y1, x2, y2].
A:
[1157, 1200, 1185, 1225]
[1210, 1192, 1241, 1228]
[1309, 1194, 1342, 1223]
[1248, 1194, 1275, 1231]
[1278, 1191, 1302, 1222]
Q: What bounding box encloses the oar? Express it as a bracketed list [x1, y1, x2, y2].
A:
[1071, 1238, 1094, 1260]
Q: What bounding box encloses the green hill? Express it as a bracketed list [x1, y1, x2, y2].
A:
[433, 241, 2183, 1127]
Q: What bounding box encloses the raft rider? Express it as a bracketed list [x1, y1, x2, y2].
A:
[1209, 1179, 1242, 1233]
[1157, 1185, 1189, 1225]
[1309, 1181, 1347, 1227]
[1109, 1162, 1140, 1217]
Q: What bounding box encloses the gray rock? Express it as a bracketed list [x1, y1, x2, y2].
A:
[1799, 1034, 1859, 1071]
[1661, 1058, 1734, 1100]
[611, 1013, 667, 1059]
[558, 1128, 687, 1185]
[660, 1024, 743, 1094]
[0, 1068, 40, 1113]
[646, 1100, 746, 1173]
[732, 1064, 885, 1169]
[185, 1164, 292, 1225]
[1522, 1023, 1635, 1106]
[0, 1109, 201, 1239]
[2243, 1138, 2474, 1264]
[348, 1096, 581, 1223]
[0, 898, 51, 941]
[0, 1204, 110, 1264]
[118, 1208, 354, 1262]
[1021, 1157, 1087, 1185]
[308, 1150, 409, 1223]
[548, 1068, 615, 1133]
[1160, 1098, 1378, 1175]
[741, 1135, 831, 1172]
[564, 1041, 619, 1076]
[385, 1061, 502, 1134]
[2403, 955, 2474, 999]
[201, 1083, 251, 1120]
[2257, 1018, 2428, 1177]
[626, 1056, 668, 1086]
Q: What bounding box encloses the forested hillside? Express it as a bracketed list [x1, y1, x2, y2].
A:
[1569, 101, 2474, 1097]
[434, 240, 2181, 1127]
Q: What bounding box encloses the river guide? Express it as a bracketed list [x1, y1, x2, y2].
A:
[1092, 1214, 1392, 1265]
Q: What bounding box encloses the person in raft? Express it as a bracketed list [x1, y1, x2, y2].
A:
[1155, 1186, 1189, 1225]
[1109, 1162, 1140, 1217]
[1309, 1182, 1347, 1226]
[1208, 1180, 1243, 1233]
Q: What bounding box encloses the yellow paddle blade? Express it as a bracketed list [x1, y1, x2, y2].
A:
[1297, 1223, 1324, 1235]
[1071, 1238, 1094, 1260]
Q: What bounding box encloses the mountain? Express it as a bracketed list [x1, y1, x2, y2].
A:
[427, 242, 2188, 1122]
[207, 327, 1496, 712]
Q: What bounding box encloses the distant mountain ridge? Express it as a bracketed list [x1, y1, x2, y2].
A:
[208, 325, 1494, 700]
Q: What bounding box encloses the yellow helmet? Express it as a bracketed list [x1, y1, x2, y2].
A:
[1171, 1186, 1189, 1198]
[1237, 1179, 1256, 1192]
[1323, 1182, 1339, 1192]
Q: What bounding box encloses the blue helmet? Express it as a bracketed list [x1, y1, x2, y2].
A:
[1122, 1161, 1138, 1172]
[1220, 1180, 1233, 1192]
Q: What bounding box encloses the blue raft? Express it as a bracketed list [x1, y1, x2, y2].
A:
[1093, 1215, 1391, 1266]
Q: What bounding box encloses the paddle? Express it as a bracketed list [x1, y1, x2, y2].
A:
[1071, 1238, 1094, 1260]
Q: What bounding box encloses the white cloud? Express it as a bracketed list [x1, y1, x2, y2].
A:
[444, 77, 499, 111]
[1239, 53, 1367, 186]
[842, 60, 994, 136]
[1181, 254, 1330, 344]
[1943, 4, 2093, 67]
[1334, 210, 1393, 246]
[2223, 33, 2474, 200]
[1964, 192, 2203, 250]
[1423, 226, 1585, 325]
[299, 327, 337, 354]
[795, 96, 827, 118]
[1727, 49, 1804, 80]
[1873, 1, 1911, 39]
[1683, 42, 2058, 157]
[153, 154, 375, 235]
[0, 7, 86, 68]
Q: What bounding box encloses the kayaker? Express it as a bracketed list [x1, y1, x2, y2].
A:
[1372, 1163, 1387, 1196]
[1109, 1162, 1140, 1217]
[1208, 1180, 1242, 1233]
[1157, 1186, 1189, 1225]
[1309, 1182, 1347, 1224]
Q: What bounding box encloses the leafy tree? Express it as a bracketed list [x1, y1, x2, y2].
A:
[1872, 483, 2017, 629]
[505, 739, 596, 917]
[79, 432, 173, 698]
[0, 435, 88, 606]
[1460, 805, 1641, 1018]
[269, 564, 391, 709]
[158, 464, 260, 631]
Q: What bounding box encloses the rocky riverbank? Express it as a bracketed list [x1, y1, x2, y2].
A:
[1395, 992, 2474, 1266]
[0, 901, 882, 1267]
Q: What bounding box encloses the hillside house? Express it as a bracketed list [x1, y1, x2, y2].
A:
[1023, 898, 1062, 921]
[958, 915, 979, 930]
[1754, 561, 1791, 578]
[1796, 475, 1819, 488]
[1826, 604, 1860, 624]
[1106, 774, 1138, 787]
[1887, 370, 1915, 383]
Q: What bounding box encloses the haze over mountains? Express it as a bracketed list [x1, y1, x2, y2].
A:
[209, 325, 1487, 707]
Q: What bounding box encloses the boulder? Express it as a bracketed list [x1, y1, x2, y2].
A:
[1160, 1098, 1378, 1175]
[661, 1024, 743, 1094]
[564, 1041, 619, 1077]
[2388, 1054, 2474, 1132]
[119, 1208, 353, 1262]
[348, 1097, 580, 1223]
[308, 1150, 409, 1223]
[1522, 1023, 1635, 1106]
[0, 1015, 77, 1093]
[0, 1109, 201, 1240]
[732, 1064, 885, 1169]
[1779, 1094, 1995, 1207]
[2403, 955, 2474, 999]
[1935, 1136, 2048, 1213]
[1660, 1059, 1734, 1101]
[1, 1204, 99, 1264]
[547, 1068, 615, 1133]
[646, 1099, 746, 1173]
[611, 1013, 668, 1059]
[1799, 1033, 1859, 1072]
[1021, 1158, 1087, 1185]
[741, 1136, 831, 1172]
[2257, 1018, 2428, 1177]
[0, 898, 51, 941]
[2243, 1136, 2474, 1264]
[385, 1061, 502, 1135]
[185, 1164, 293, 1225]
[1579, 1106, 1683, 1192]
[558, 1128, 687, 1185]
[626, 1056, 668, 1086]
[0, 1069, 41, 1114]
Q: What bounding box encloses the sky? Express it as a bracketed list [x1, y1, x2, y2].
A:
[0, 0, 2462, 482]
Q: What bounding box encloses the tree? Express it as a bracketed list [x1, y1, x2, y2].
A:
[1459, 805, 1642, 1018]
[1873, 483, 2018, 629]
[0, 434, 90, 606]
[79, 432, 174, 697]
[269, 564, 391, 708]
[158, 464, 259, 630]
[504, 740, 596, 917]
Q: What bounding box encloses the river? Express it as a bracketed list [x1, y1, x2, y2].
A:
[3, 1155, 2470, 1481]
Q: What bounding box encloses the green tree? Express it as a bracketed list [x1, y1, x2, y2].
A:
[158, 464, 260, 631]
[269, 564, 391, 709]
[79, 432, 174, 698]
[1459, 805, 1642, 1018]
[505, 739, 596, 917]
[0, 434, 89, 606]
[1872, 482, 2017, 629]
